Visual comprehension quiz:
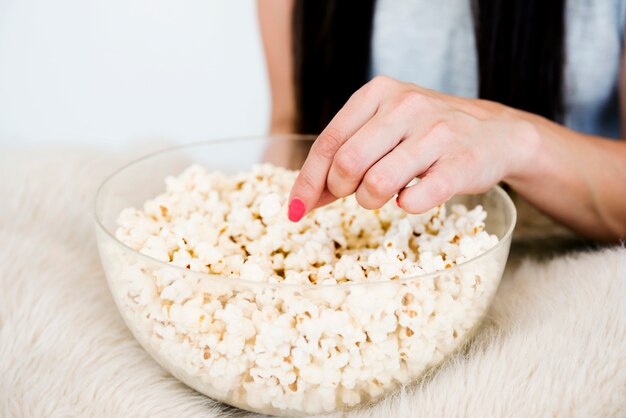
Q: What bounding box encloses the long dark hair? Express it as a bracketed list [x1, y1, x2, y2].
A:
[293, 0, 566, 134]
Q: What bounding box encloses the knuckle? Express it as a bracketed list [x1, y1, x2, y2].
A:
[364, 168, 395, 199]
[327, 181, 348, 199]
[426, 121, 455, 144]
[333, 148, 361, 178]
[355, 188, 382, 210]
[372, 75, 393, 86]
[396, 91, 427, 112]
[314, 128, 344, 159]
[365, 75, 396, 95]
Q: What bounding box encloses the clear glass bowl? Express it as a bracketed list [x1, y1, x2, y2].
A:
[95, 135, 516, 416]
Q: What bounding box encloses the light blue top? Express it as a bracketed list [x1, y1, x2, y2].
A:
[371, 0, 626, 138]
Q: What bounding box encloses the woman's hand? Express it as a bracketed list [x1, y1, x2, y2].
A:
[287, 75, 539, 221]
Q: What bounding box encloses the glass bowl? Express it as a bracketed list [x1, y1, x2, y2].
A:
[95, 135, 516, 416]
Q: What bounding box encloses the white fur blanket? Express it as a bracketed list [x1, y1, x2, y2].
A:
[1, 148, 625, 418]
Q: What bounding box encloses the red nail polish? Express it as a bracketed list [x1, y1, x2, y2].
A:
[288, 198, 306, 222]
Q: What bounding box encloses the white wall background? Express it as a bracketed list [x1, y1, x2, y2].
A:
[0, 0, 270, 149]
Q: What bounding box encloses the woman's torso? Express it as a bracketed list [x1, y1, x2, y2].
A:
[371, 0, 626, 138]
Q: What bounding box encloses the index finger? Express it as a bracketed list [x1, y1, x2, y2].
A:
[288, 82, 387, 221]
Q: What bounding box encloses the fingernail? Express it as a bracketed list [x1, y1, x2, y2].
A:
[288, 198, 306, 222]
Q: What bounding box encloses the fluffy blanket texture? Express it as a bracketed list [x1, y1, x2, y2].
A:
[1, 148, 625, 418]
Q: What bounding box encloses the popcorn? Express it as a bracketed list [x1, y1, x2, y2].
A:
[258, 193, 282, 220]
[160, 279, 192, 303]
[108, 163, 503, 416]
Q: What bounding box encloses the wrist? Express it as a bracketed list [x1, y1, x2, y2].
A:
[503, 109, 544, 184]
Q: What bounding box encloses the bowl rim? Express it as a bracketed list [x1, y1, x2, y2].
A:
[94, 135, 517, 289]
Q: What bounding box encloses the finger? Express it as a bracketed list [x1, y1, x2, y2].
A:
[288, 77, 396, 221]
[354, 123, 450, 210]
[396, 161, 464, 214]
[311, 187, 339, 210]
[326, 110, 410, 198]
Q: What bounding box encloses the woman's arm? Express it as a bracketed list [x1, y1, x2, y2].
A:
[286, 75, 626, 241]
[505, 114, 626, 241]
[505, 44, 626, 241]
[258, 0, 296, 134]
